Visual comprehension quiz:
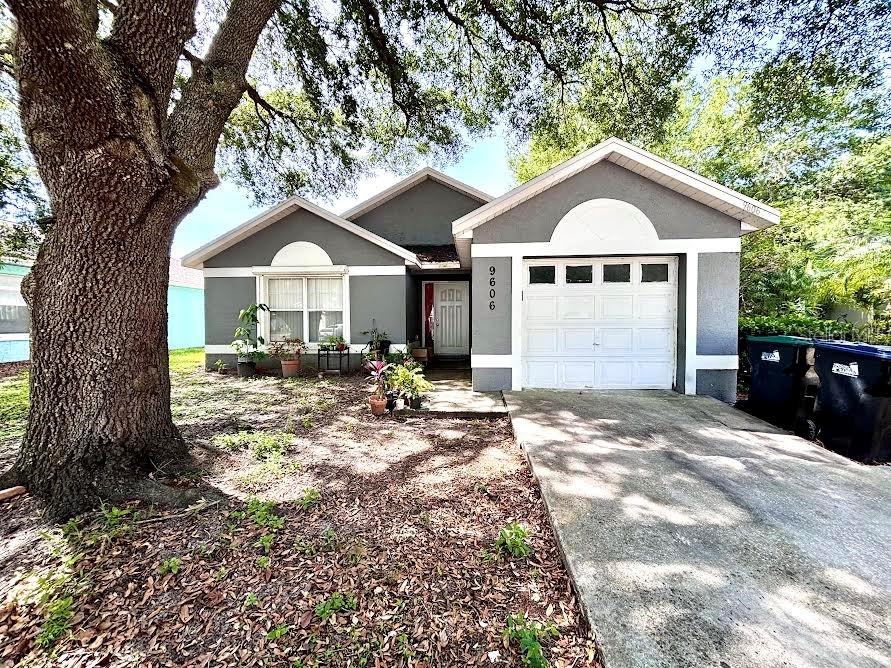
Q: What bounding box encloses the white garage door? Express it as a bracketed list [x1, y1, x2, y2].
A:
[522, 257, 677, 389]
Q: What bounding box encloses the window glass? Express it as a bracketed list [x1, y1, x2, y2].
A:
[565, 265, 593, 284]
[603, 263, 631, 283]
[307, 277, 344, 341]
[270, 311, 302, 341]
[267, 278, 303, 309]
[310, 311, 344, 341]
[641, 263, 669, 283]
[529, 266, 556, 284]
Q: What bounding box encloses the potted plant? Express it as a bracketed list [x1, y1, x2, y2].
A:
[267, 338, 306, 378]
[365, 360, 392, 416]
[389, 365, 434, 409]
[361, 325, 391, 360]
[325, 335, 347, 352]
[232, 303, 269, 377]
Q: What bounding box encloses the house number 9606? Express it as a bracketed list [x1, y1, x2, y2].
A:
[489, 265, 496, 310]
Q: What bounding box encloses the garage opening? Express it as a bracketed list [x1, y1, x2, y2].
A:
[522, 257, 677, 389]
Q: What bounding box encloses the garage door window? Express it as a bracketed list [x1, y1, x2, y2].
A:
[529, 265, 556, 284]
[641, 263, 669, 283]
[565, 265, 593, 284]
[603, 263, 631, 283]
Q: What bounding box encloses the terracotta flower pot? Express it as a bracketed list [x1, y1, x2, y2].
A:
[280, 359, 301, 378]
[369, 395, 388, 416]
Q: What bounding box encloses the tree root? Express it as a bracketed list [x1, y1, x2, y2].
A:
[98, 476, 227, 510]
[0, 466, 20, 490]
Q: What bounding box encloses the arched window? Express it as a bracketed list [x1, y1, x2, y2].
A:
[270, 241, 333, 266]
[551, 198, 658, 243]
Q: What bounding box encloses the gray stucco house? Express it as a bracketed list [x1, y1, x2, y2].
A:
[183, 137, 778, 402]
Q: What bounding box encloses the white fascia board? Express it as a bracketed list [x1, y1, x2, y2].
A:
[418, 261, 461, 270]
[203, 267, 254, 277]
[471, 354, 513, 368]
[348, 265, 406, 276]
[450, 137, 779, 236]
[182, 196, 421, 269]
[0, 332, 29, 341]
[469, 238, 741, 257]
[341, 167, 492, 221]
[252, 265, 347, 275]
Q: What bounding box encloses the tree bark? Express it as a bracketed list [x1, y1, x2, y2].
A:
[4, 0, 280, 519]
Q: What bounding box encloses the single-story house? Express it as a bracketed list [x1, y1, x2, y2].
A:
[0, 257, 205, 362]
[183, 137, 778, 402]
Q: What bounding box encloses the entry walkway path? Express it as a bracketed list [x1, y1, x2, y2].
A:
[396, 369, 506, 416]
[505, 390, 891, 668]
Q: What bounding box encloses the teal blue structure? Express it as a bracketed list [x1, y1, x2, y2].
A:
[1, 261, 204, 362]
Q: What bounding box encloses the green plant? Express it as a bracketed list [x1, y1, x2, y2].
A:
[245, 498, 285, 530]
[495, 522, 532, 558]
[159, 557, 182, 574]
[214, 430, 294, 459]
[244, 592, 260, 608]
[34, 595, 75, 649]
[215, 566, 229, 581]
[301, 414, 312, 429]
[294, 537, 317, 555]
[213, 358, 228, 373]
[254, 533, 275, 554]
[314, 592, 356, 621]
[232, 303, 269, 362]
[364, 360, 392, 398]
[320, 527, 338, 551]
[503, 613, 559, 668]
[387, 364, 434, 400]
[98, 503, 137, 540]
[267, 623, 289, 641]
[298, 487, 321, 510]
[361, 325, 389, 356]
[256, 555, 271, 569]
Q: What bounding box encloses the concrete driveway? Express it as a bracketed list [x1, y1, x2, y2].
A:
[504, 390, 891, 668]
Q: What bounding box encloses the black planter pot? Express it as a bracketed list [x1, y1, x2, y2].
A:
[385, 390, 398, 412]
[369, 339, 392, 358]
[237, 360, 257, 378]
[409, 396, 422, 409]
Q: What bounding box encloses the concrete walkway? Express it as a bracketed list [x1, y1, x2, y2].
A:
[395, 369, 506, 416]
[505, 390, 891, 668]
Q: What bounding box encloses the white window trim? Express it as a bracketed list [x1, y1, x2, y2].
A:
[255, 270, 350, 346]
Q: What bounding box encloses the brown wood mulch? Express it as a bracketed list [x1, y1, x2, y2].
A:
[0, 373, 600, 668]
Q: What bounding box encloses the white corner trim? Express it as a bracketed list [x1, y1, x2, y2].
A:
[511, 254, 523, 391]
[182, 195, 420, 268]
[252, 265, 347, 275]
[0, 332, 29, 341]
[471, 354, 513, 368]
[341, 167, 492, 221]
[451, 137, 779, 236]
[471, 238, 740, 258]
[347, 265, 406, 276]
[203, 267, 255, 278]
[695, 355, 739, 370]
[684, 252, 699, 395]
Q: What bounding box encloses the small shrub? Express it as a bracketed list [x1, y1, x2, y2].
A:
[254, 533, 275, 554]
[503, 613, 559, 668]
[495, 522, 532, 558]
[314, 592, 356, 621]
[267, 623, 289, 641]
[298, 487, 321, 510]
[159, 557, 182, 575]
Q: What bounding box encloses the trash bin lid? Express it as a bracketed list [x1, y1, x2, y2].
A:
[747, 335, 813, 346]
[812, 339, 891, 360]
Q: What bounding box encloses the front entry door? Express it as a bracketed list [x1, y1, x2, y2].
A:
[433, 282, 469, 355]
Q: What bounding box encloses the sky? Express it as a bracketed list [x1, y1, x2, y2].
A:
[171, 130, 518, 258]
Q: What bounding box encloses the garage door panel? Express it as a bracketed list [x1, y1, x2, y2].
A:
[600, 328, 634, 352]
[523, 257, 676, 390]
[564, 329, 596, 354]
[600, 295, 634, 319]
[526, 328, 558, 354]
[560, 295, 595, 319]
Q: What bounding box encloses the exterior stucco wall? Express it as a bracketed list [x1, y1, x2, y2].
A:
[204, 209, 403, 267]
[351, 179, 484, 246]
[473, 162, 741, 243]
[471, 257, 511, 355]
[205, 277, 257, 345]
[697, 370, 737, 404]
[349, 275, 406, 344]
[473, 368, 512, 392]
[697, 252, 740, 356]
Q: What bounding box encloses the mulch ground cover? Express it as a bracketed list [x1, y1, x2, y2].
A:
[0, 353, 600, 667]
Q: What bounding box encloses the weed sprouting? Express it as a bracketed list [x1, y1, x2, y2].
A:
[314, 592, 356, 621]
[503, 613, 559, 668]
[495, 522, 532, 558]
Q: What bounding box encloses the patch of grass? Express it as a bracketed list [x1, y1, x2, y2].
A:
[297, 486, 321, 510]
[35, 595, 75, 649]
[213, 430, 293, 460]
[504, 613, 559, 668]
[168, 347, 205, 373]
[236, 457, 301, 491]
[254, 533, 275, 554]
[159, 557, 182, 574]
[314, 592, 356, 621]
[495, 522, 532, 558]
[243, 498, 285, 531]
[0, 369, 29, 442]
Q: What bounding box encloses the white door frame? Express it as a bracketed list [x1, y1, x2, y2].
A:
[422, 280, 470, 354]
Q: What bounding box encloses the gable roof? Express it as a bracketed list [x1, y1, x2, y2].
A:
[182, 195, 420, 269]
[341, 167, 492, 221]
[451, 137, 779, 237]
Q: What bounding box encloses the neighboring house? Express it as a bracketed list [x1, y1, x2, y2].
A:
[183, 137, 778, 403]
[0, 257, 205, 363]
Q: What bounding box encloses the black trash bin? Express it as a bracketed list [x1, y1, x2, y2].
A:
[813, 340, 891, 463]
[746, 335, 818, 435]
